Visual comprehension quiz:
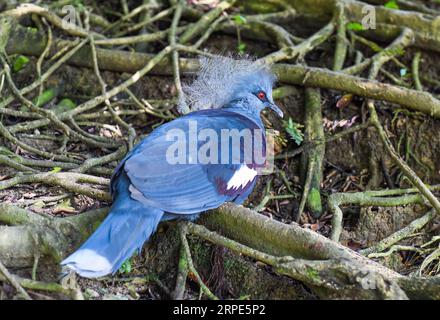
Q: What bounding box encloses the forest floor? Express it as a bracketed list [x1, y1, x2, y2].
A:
[0, 0, 440, 300]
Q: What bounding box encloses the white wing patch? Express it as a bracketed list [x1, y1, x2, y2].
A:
[226, 165, 257, 190]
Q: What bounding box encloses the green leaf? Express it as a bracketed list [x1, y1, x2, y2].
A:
[32, 88, 57, 107]
[49, 167, 62, 173]
[283, 118, 304, 146]
[26, 27, 38, 33]
[346, 22, 364, 31]
[306, 267, 321, 281]
[384, 1, 399, 9]
[237, 42, 246, 54]
[232, 15, 247, 25]
[119, 259, 132, 274]
[12, 55, 30, 72]
[73, 0, 85, 9]
[52, 98, 77, 114]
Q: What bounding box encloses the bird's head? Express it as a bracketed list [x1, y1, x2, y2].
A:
[179, 55, 283, 118]
[228, 66, 283, 118]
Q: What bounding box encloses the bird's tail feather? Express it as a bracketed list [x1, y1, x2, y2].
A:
[61, 199, 163, 278]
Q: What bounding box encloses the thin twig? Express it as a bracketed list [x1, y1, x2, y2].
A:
[0, 259, 32, 300]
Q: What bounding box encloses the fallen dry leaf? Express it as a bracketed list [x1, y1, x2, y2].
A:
[336, 94, 354, 109]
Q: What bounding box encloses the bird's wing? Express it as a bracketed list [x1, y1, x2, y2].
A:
[113, 110, 265, 214]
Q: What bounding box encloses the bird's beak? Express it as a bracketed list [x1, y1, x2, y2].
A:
[267, 102, 284, 118]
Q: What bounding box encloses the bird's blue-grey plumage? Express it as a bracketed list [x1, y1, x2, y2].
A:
[61, 56, 282, 278]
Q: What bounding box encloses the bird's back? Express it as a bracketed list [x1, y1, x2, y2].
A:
[111, 108, 266, 214]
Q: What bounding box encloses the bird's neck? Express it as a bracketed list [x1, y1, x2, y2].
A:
[221, 98, 263, 128]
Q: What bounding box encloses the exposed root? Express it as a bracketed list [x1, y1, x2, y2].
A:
[1, 0, 440, 300]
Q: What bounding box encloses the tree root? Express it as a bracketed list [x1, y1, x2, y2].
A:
[360, 209, 437, 257]
[0, 258, 32, 300]
[368, 102, 440, 213]
[172, 228, 189, 300]
[0, 172, 110, 201]
[299, 87, 324, 219]
[1, 198, 440, 299]
[285, 0, 440, 53]
[0, 271, 83, 300]
[329, 186, 440, 242]
[178, 223, 219, 300]
[6, 23, 440, 119]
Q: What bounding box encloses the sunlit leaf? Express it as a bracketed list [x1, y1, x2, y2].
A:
[119, 259, 132, 274]
[73, 0, 85, 9]
[49, 167, 62, 173]
[384, 1, 399, 9]
[32, 88, 57, 107]
[232, 14, 247, 25]
[346, 22, 364, 31]
[52, 98, 77, 114]
[13, 55, 30, 72]
[237, 42, 246, 54]
[283, 118, 304, 146]
[336, 94, 354, 109]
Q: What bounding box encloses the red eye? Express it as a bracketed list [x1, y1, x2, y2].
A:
[257, 91, 266, 100]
